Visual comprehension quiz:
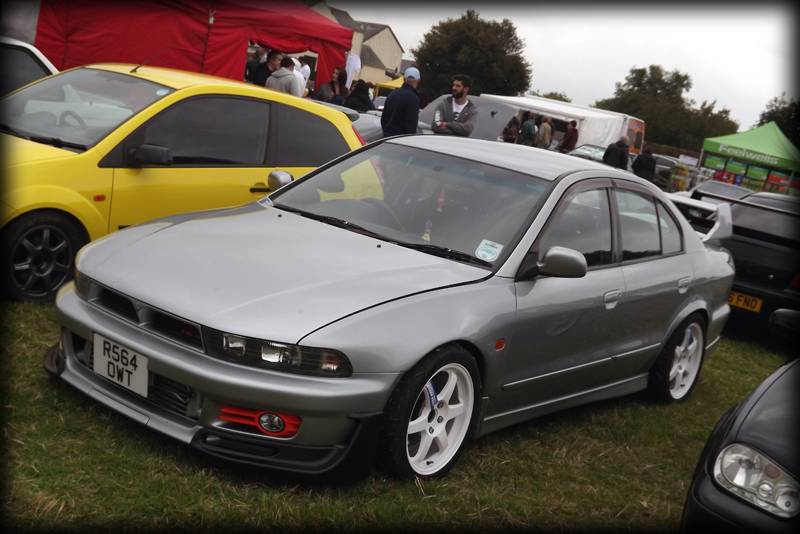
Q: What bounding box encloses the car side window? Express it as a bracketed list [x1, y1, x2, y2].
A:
[538, 188, 613, 267]
[0, 45, 50, 95]
[270, 104, 350, 167]
[139, 97, 269, 165]
[657, 202, 683, 254]
[614, 189, 660, 261]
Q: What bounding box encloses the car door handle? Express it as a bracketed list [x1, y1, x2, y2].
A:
[250, 183, 270, 193]
[678, 276, 692, 294]
[603, 289, 622, 310]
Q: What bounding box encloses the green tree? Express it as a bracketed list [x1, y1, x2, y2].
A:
[757, 93, 799, 147]
[594, 65, 737, 150]
[412, 10, 531, 97]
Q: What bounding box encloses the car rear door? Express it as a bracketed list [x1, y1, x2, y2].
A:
[610, 180, 693, 376]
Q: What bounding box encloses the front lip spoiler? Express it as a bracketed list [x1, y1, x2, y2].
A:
[191, 412, 383, 477]
[45, 341, 384, 478]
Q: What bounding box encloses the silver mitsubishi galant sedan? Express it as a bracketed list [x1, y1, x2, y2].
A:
[47, 136, 735, 479]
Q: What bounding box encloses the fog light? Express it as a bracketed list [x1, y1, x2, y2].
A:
[258, 413, 285, 433]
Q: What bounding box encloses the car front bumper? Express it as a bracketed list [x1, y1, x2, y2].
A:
[48, 283, 400, 475]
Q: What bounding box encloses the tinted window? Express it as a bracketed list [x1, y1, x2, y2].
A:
[539, 188, 613, 267]
[141, 97, 269, 165]
[731, 200, 800, 242]
[0, 45, 50, 95]
[615, 190, 660, 260]
[657, 203, 682, 254]
[271, 104, 350, 166]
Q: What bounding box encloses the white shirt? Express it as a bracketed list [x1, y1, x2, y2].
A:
[452, 99, 468, 119]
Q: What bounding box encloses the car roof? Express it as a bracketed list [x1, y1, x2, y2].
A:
[81, 63, 256, 90]
[385, 135, 618, 181]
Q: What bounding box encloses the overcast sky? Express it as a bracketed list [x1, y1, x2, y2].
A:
[331, 2, 796, 131]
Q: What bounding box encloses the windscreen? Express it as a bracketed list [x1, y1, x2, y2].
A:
[1, 67, 174, 149]
[272, 143, 550, 268]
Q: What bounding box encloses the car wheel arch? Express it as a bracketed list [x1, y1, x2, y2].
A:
[663, 303, 710, 349]
[2, 207, 90, 244]
[390, 340, 487, 402]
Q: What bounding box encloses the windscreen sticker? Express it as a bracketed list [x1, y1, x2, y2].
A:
[155, 88, 170, 96]
[475, 239, 503, 262]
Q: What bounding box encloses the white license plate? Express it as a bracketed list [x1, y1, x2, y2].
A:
[93, 333, 149, 397]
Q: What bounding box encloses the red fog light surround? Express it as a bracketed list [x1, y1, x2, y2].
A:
[219, 405, 301, 438]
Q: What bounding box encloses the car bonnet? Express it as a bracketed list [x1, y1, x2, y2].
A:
[78, 203, 490, 344]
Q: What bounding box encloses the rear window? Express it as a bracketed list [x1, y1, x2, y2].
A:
[731, 201, 800, 243]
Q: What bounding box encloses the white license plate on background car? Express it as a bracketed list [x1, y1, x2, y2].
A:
[92, 333, 148, 397]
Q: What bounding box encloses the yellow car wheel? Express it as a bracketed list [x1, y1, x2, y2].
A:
[1, 211, 86, 301]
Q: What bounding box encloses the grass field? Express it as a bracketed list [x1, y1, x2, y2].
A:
[1, 302, 792, 530]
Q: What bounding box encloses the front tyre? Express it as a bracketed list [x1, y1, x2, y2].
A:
[648, 314, 706, 402]
[1, 212, 86, 301]
[380, 346, 480, 479]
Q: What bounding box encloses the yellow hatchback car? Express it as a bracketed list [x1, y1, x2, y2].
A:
[1, 64, 364, 300]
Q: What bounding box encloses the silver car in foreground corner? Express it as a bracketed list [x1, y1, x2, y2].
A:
[47, 136, 734, 480]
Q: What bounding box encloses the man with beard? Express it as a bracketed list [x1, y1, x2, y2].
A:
[431, 74, 478, 137]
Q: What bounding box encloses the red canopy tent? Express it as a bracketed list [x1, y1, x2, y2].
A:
[33, 0, 353, 86]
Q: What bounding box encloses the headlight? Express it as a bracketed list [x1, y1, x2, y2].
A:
[210, 330, 352, 377]
[74, 268, 92, 300]
[714, 443, 799, 518]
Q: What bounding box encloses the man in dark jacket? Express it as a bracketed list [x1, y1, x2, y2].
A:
[344, 80, 375, 112]
[432, 74, 478, 137]
[632, 146, 657, 181]
[603, 136, 630, 170]
[381, 67, 421, 137]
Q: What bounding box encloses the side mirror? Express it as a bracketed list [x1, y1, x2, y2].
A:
[268, 170, 293, 192]
[538, 246, 588, 278]
[130, 144, 172, 166]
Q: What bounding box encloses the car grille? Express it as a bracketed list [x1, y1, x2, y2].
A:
[89, 284, 204, 350]
[72, 332, 198, 420]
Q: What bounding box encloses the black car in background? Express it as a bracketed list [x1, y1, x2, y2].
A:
[682, 359, 799, 532]
[679, 183, 800, 340]
[723, 192, 800, 339]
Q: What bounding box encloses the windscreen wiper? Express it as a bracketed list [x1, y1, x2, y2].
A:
[273, 204, 388, 240]
[28, 135, 88, 150]
[395, 242, 493, 268]
[0, 122, 27, 138]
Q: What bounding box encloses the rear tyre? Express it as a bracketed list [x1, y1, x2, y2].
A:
[379, 346, 480, 479]
[1, 212, 86, 301]
[648, 313, 706, 402]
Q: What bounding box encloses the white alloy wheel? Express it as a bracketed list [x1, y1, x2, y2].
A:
[668, 322, 704, 400]
[406, 363, 474, 476]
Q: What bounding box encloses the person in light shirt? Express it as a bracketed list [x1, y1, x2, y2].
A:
[431, 74, 478, 137]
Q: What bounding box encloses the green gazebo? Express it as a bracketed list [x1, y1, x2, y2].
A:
[699, 122, 800, 194]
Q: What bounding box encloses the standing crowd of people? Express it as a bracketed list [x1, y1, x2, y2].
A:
[244, 45, 378, 112]
[243, 45, 660, 184]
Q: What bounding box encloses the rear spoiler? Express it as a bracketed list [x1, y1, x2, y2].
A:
[666, 193, 732, 242]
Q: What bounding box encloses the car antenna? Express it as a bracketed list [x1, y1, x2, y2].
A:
[130, 63, 146, 73]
